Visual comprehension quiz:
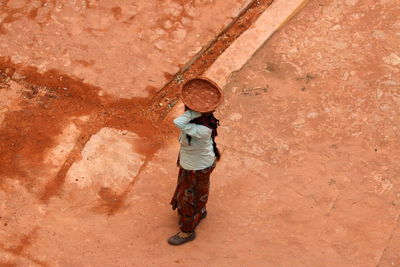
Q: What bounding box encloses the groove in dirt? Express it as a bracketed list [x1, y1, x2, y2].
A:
[151, 0, 275, 119]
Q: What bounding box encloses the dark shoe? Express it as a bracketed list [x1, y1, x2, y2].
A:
[167, 232, 196, 246]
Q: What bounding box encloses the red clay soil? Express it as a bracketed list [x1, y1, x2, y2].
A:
[0, 58, 165, 205]
[0, 0, 255, 99]
[152, 0, 274, 117]
[1, 0, 399, 265]
[0, 0, 291, 264]
[0, 0, 274, 205]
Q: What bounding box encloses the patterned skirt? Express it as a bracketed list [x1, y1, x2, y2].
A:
[170, 163, 215, 233]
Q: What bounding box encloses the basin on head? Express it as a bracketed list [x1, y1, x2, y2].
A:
[181, 77, 223, 113]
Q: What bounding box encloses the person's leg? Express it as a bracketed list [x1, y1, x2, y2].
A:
[168, 168, 197, 245]
[168, 165, 214, 245]
[176, 170, 197, 233]
[191, 165, 214, 228]
[170, 167, 184, 211]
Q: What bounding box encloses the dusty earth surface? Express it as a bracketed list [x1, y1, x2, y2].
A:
[1, 0, 400, 266]
[0, 0, 251, 98]
[216, 0, 400, 265]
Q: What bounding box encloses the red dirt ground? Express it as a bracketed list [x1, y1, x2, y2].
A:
[0, 0, 272, 203]
[0, 0, 277, 266]
[1, 0, 399, 266]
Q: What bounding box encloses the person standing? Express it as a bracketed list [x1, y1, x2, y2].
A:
[168, 106, 220, 246]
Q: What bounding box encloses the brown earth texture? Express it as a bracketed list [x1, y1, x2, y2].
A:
[1, 0, 400, 266]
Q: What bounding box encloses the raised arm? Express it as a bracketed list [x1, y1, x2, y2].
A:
[173, 110, 212, 140]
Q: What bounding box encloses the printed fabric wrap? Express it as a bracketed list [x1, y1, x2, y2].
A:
[170, 163, 215, 233]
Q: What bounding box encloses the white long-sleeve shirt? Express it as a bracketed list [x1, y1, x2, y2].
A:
[173, 110, 215, 170]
